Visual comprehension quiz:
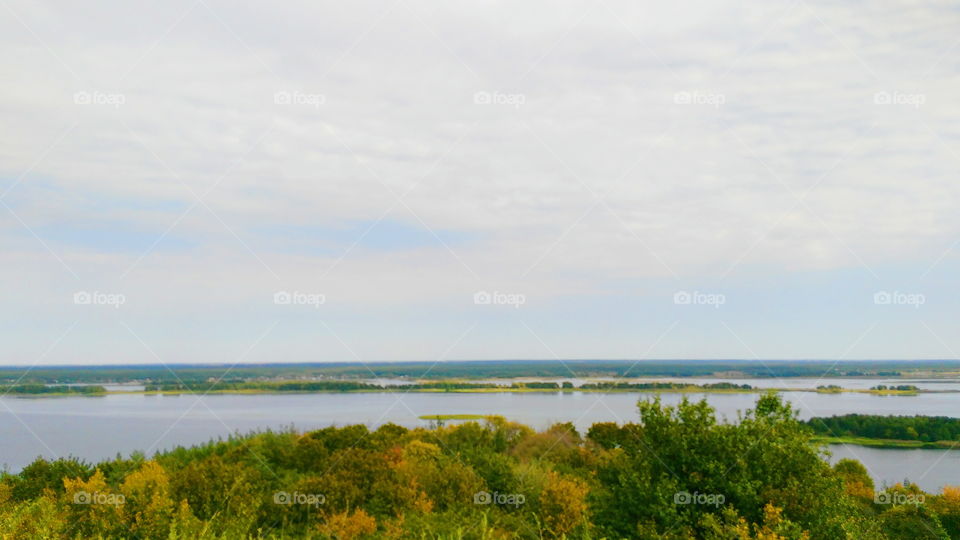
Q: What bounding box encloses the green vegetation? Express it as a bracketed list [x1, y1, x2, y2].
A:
[1, 393, 957, 539]
[579, 381, 753, 391]
[810, 436, 956, 450]
[0, 384, 106, 396]
[4, 359, 958, 386]
[411, 382, 502, 391]
[145, 381, 506, 393]
[806, 414, 960, 444]
[418, 414, 489, 421]
[144, 381, 383, 393]
[2, 377, 951, 398]
[870, 385, 920, 394]
[510, 382, 562, 389]
[142, 380, 762, 395]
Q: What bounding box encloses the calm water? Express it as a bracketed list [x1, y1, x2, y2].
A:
[2, 390, 958, 491]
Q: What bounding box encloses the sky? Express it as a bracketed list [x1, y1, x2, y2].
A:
[1, 0, 959, 365]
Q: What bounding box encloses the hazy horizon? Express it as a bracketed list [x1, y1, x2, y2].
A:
[1, 359, 959, 370]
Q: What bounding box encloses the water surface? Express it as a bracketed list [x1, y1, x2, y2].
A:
[2, 390, 957, 491]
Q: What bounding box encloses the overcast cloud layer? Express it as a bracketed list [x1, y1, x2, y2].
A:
[2, 0, 959, 365]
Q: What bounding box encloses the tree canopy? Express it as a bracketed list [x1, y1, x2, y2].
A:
[0, 393, 954, 539]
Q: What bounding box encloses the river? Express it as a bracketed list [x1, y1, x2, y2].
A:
[1, 389, 957, 491]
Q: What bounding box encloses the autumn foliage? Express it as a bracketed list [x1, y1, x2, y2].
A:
[0, 393, 956, 538]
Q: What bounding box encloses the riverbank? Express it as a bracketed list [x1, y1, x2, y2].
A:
[6, 384, 943, 397]
[813, 435, 959, 449]
[3, 388, 960, 491]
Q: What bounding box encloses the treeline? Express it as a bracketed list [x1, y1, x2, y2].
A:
[871, 385, 919, 392]
[511, 381, 567, 389]
[4, 359, 950, 385]
[144, 381, 382, 392]
[0, 384, 106, 395]
[144, 381, 506, 392]
[806, 414, 960, 443]
[412, 382, 501, 390]
[143, 380, 759, 394]
[579, 381, 752, 390]
[2, 394, 955, 539]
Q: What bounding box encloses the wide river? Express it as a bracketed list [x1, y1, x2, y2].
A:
[2, 388, 959, 492]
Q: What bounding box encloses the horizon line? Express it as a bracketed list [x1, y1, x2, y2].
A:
[1, 359, 959, 370]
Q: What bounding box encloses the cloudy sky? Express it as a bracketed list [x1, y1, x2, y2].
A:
[2, 0, 959, 365]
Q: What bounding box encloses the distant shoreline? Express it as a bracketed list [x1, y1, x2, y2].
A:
[813, 435, 960, 449]
[1, 381, 947, 397]
[4, 359, 960, 388]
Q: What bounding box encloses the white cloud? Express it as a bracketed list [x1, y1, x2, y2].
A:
[2, 0, 959, 362]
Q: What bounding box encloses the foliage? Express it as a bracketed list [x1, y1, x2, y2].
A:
[806, 414, 960, 442]
[870, 385, 919, 392]
[0, 384, 106, 395]
[1, 394, 958, 539]
[9, 359, 957, 386]
[579, 381, 752, 391]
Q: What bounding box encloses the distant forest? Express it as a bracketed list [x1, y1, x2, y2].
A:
[0, 384, 106, 395]
[143, 381, 753, 393]
[806, 414, 960, 443]
[0, 360, 955, 385]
